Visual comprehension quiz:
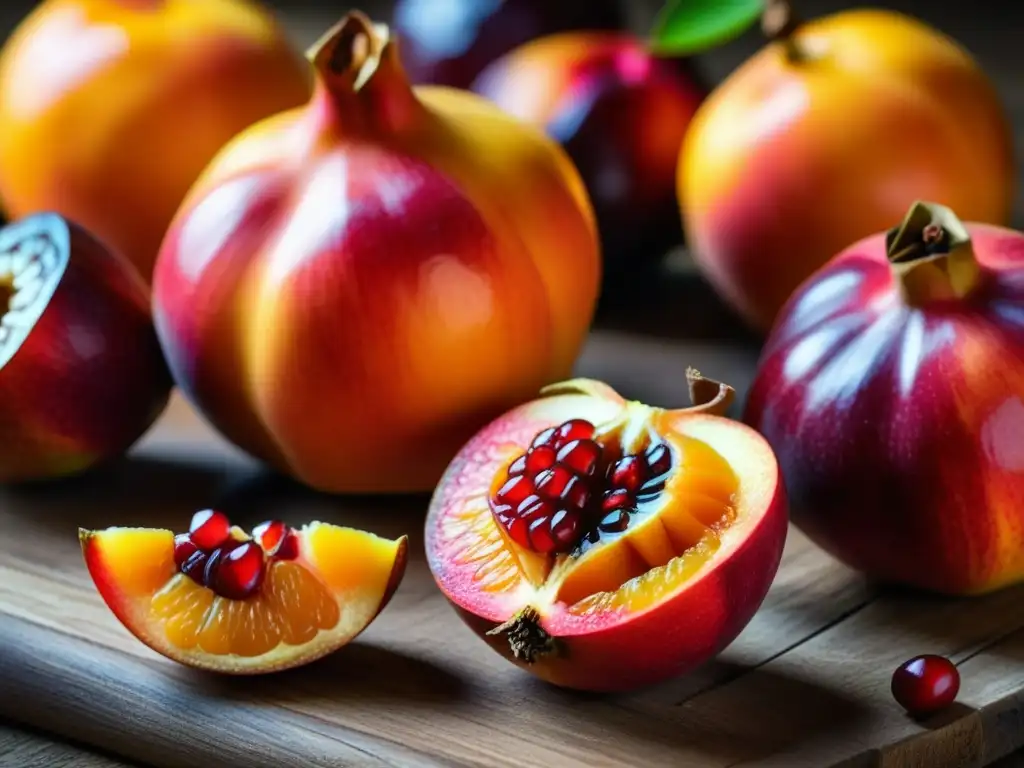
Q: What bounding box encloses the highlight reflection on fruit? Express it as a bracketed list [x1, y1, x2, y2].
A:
[474, 33, 705, 274]
[745, 200, 1024, 595]
[426, 372, 787, 691]
[0, 0, 311, 281]
[679, 3, 1015, 333]
[391, 0, 625, 90]
[153, 12, 601, 495]
[81, 511, 408, 673]
[0, 213, 171, 484]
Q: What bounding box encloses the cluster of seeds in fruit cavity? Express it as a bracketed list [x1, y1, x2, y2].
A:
[489, 418, 674, 554]
[172, 511, 300, 600]
[0, 231, 60, 349]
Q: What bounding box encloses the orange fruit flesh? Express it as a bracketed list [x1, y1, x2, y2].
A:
[83, 523, 405, 672]
[452, 431, 739, 618]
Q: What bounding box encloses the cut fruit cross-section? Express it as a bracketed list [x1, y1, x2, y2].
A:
[81, 515, 407, 674]
[426, 370, 788, 691]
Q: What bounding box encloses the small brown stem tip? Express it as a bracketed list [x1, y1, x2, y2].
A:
[686, 368, 735, 417]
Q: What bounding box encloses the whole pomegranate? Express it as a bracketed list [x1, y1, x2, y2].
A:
[391, 0, 625, 90]
[679, 2, 1015, 333]
[153, 12, 601, 495]
[745, 200, 1024, 595]
[0, 0, 311, 281]
[473, 33, 705, 275]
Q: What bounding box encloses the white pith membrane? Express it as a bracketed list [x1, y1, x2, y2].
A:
[0, 215, 68, 369]
[435, 377, 749, 660]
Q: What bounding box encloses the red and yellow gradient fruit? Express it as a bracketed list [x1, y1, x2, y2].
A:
[427, 372, 787, 691]
[0, 0, 311, 281]
[152, 12, 600, 494]
[474, 33, 704, 273]
[81, 511, 408, 673]
[391, 0, 625, 90]
[745, 200, 1024, 595]
[0, 212, 171, 483]
[679, 3, 1015, 333]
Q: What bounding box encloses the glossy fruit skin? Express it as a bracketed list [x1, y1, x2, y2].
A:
[391, 0, 625, 90]
[892, 655, 960, 716]
[427, 380, 788, 691]
[0, 0, 311, 282]
[744, 222, 1024, 595]
[152, 14, 601, 495]
[679, 10, 1015, 333]
[0, 213, 171, 483]
[474, 33, 705, 274]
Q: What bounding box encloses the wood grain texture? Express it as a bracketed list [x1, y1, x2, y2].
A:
[0, 723, 131, 768]
[3, 333, 1024, 768]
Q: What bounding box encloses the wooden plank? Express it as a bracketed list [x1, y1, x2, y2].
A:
[0, 723, 132, 768]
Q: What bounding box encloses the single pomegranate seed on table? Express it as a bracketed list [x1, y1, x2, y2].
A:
[189, 509, 231, 550]
[891, 655, 960, 717]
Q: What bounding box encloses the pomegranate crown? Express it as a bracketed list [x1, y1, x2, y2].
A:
[307, 12, 395, 93]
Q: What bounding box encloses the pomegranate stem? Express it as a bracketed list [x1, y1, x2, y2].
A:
[761, 0, 808, 64]
[486, 606, 556, 664]
[886, 200, 984, 306]
[685, 368, 735, 417]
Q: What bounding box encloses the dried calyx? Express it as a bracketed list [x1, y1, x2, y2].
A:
[886, 200, 984, 305]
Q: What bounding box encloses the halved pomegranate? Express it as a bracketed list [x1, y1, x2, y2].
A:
[81, 513, 407, 674]
[426, 371, 787, 691]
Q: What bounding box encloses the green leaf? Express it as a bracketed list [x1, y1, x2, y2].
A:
[650, 0, 765, 56]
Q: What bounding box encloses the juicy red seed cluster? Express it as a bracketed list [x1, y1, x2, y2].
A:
[172, 510, 272, 600]
[490, 419, 674, 554]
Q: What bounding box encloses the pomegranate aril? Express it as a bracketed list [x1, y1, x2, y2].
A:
[506, 516, 531, 548]
[550, 508, 581, 547]
[276, 532, 300, 561]
[609, 455, 646, 492]
[563, 477, 590, 509]
[557, 438, 602, 476]
[531, 427, 558, 448]
[603, 488, 634, 512]
[646, 443, 672, 477]
[173, 533, 198, 568]
[535, 465, 575, 499]
[518, 494, 554, 520]
[554, 418, 596, 447]
[598, 509, 630, 533]
[525, 445, 556, 474]
[189, 509, 231, 550]
[638, 479, 666, 501]
[528, 515, 557, 554]
[203, 547, 225, 586]
[496, 475, 534, 506]
[211, 541, 266, 600]
[507, 455, 527, 476]
[253, 519, 286, 551]
[181, 550, 208, 583]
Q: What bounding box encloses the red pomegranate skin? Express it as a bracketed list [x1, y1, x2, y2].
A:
[744, 223, 1024, 595]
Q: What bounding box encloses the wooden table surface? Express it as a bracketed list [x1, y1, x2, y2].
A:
[3, 0, 1024, 766]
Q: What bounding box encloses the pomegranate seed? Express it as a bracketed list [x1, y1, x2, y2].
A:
[210, 541, 266, 600]
[598, 509, 630, 533]
[275, 531, 300, 561]
[557, 439, 602, 476]
[181, 550, 208, 583]
[646, 443, 672, 477]
[507, 455, 527, 476]
[253, 520, 286, 552]
[203, 547, 226, 586]
[892, 655, 960, 717]
[528, 515, 557, 553]
[531, 427, 558, 448]
[603, 488, 634, 512]
[638, 479, 666, 500]
[506, 515, 530, 548]
[525, 446, 557, 474]
[189, 509, 231, 550]
[609, 455, 646, 492]
[173, 533, 198, 568]
[518, 494, 551, 519]
[535, 465, 575, 499]
[497, 475, 534, 506]
[563, 477, 590, 509]
[554, 419, 596, 447]
[550, 509, 580, 546]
